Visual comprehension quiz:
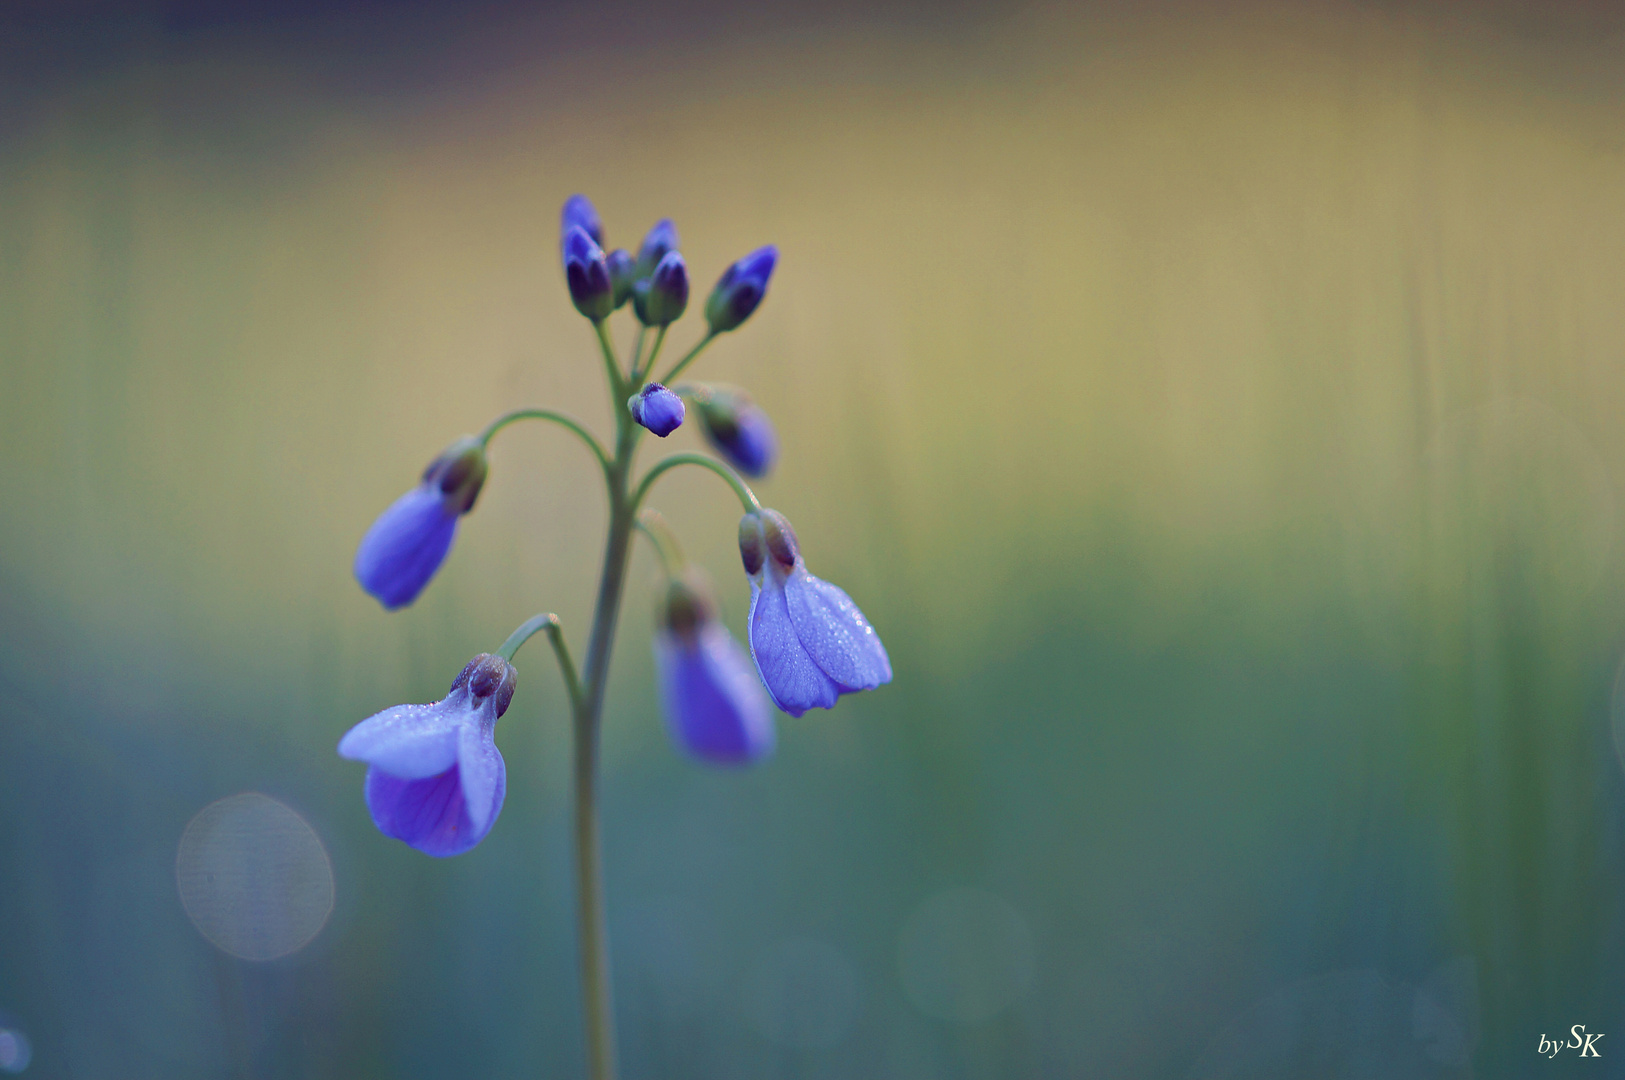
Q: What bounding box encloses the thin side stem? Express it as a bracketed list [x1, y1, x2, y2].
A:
[496, 613, 583, 714]
[637, 325, 669, 385]
[480, 409, 611, 481]
[627, 326, 646, 383]
[656, 331, 717, 386]
[594, 320, 625, 400]
[634, 509, 686, 578]
[633, 452, 761, 514]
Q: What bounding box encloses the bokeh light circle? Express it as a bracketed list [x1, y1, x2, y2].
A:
[175, 793, 335, 961]
[0, 1026, 30, 1074]
[898, 888, 1035, 1024]
[740, 938, 861, 1049]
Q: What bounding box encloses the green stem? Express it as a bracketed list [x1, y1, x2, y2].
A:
[495, 613, 582, 714]
[594, 320, 625, 400]
[634, 509, 686, 578]
[627, 326, 646, 384]
[656, 331, 717, 386]
[571, 375, 646, 1080]
[633, 452, 761, 514]
[479, 409, 611, 481]
[637, 325, 669, 386]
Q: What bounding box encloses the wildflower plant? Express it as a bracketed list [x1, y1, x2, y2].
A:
[339, 196, 891, 1078]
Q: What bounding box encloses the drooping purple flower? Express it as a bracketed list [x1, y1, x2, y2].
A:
[563, 225, 613, 321]
[690, 383, 778, 478]
[560, 194, 604, 249]
[738, 509, 891, 717]
[354, 437, 488, 610]
[654, 574, 774, 764]
[705, 245, 777, 333]
[338, 653, 516, 856]
[628, 383, 685, 437]
[606, 248, 637, 309]
[634, 251, 689, 327]
[635, 218, 681, 279]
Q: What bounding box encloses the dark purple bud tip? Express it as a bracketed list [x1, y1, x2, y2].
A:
[563, 226, 613, 321]
[560, 194, 604, 249]
[424, 437, 489, 515]
[641, 252, 689, 326]
[692, 383, 779, 478]
[660, 572, 718, 639]
[705, 245, 777, 333]
[636, 218, 680, 279]
[738, 513, 765, 576]
[451, 653, 518, 717]
[760, 509, 799, 569]
[606, 249, 636, 309]
[628, 383, 685, 437]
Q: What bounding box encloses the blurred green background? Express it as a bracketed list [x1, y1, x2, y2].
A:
[4, 0, 1625, 1076]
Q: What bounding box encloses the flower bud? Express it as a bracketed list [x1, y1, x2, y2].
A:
[635, 218, 680, 279]
[638, 252, 689, 326]
[606, 248, 637, 309]
[424, 436, 489, 514]
[562, 226, 613, 321]
[688, 383, 778, 477]
[628, 383, 685, 437]
[705, 245, 777, 333]
[560, 194, 604, 249]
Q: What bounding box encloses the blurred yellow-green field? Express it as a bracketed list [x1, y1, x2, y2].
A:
[3, 1, 1625, 1076]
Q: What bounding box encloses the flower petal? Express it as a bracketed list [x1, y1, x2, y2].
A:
[456, 713, 506, 833]
[363, 764, 487, 857]
[336, 700, 460, 779]
[783, 569, 893, 693]
[657, 623, 775, 764]
[748, 578, 839, 717]
[353, 485, 459, 610]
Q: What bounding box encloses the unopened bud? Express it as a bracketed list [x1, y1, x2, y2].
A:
[560, 194, 604, 249]
[628, 383, 685, 438]
[563, 226, 613, 321]
[635, 218, 680, 279]
[639, 252, 689, 327]
[688, 383, 778, 478]
[705, 245, 777, 333]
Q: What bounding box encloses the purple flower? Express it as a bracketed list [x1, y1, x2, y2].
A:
[563, 225, 613, 321]
[354, 438, 488, 610]
[628, 383, 685, 437]
[634, 252, 689, 327]
[338, 653, 516, 857]
[691, 384, 778, 478]
[560, 194, 604, 249]
[738, 509, 891, 717]
[654, 575, 774, 764]
[635, 218, 680, 278]
[705, 245, 777, 333]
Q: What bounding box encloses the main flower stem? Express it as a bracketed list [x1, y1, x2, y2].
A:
[572, 386, 642, 1080]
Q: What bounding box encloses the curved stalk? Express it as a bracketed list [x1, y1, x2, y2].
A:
[480, 409, 611, 483]
[633, 452, 761, 514]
